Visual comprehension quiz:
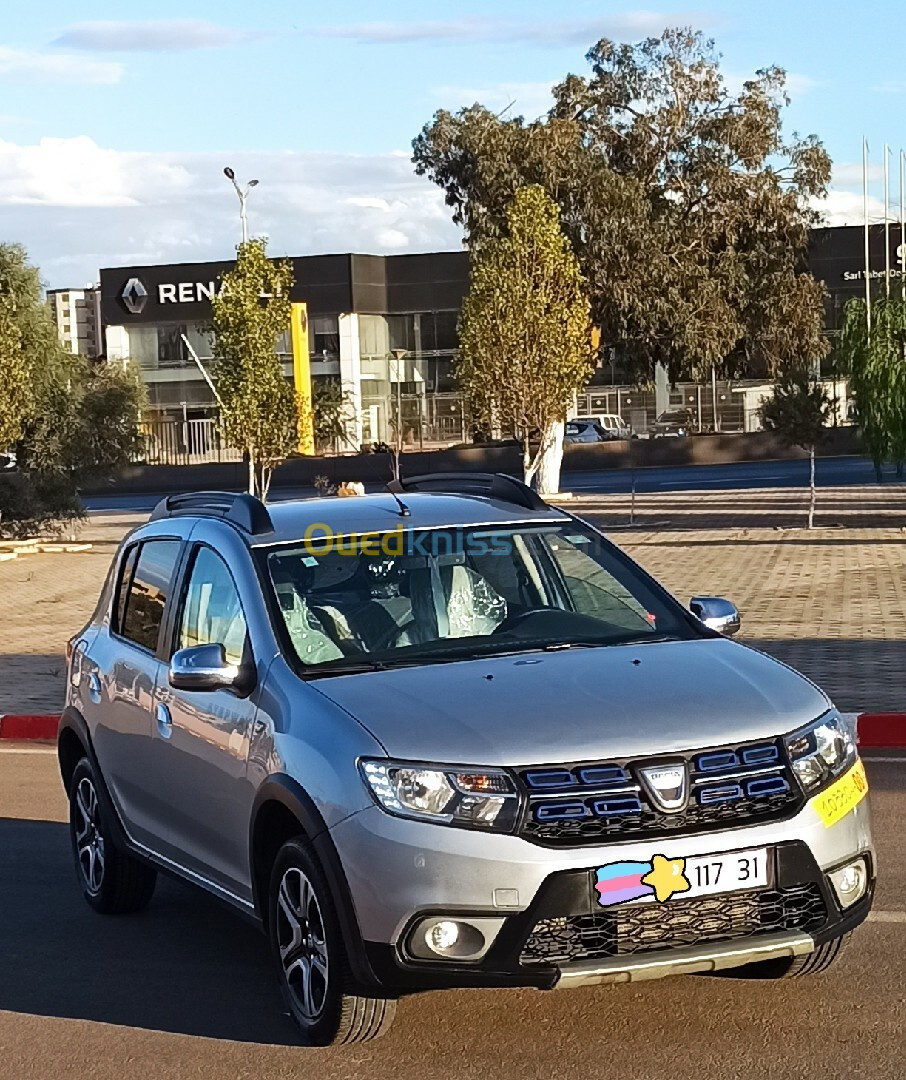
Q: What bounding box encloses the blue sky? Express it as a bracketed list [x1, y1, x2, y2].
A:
[0, 0, 902, 285]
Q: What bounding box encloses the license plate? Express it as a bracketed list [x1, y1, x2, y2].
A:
[682, 847, 769, 898]
[593, 846, 770, 908]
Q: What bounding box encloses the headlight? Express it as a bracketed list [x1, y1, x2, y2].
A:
[784, 711, 857, 794]
[360, 760, 519, 831]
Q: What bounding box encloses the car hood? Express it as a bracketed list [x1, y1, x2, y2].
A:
[312, 638, 828, 765]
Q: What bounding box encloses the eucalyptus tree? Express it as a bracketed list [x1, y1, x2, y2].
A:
[414, 28, 830, 386]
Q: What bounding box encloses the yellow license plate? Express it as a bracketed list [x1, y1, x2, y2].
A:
[810, 760, 869, 827]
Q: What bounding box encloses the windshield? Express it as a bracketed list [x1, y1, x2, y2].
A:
[261, 522, 699, 673]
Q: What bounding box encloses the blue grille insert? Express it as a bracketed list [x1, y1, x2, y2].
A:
[591, 796, 643, 816]
[525, 770, 575, 790]
[578, 765, 629, 786]
[698, 783, 744, 806]
[696, 751, 739, 772]
[745, 776, 789, 798]
[534, 802, 588, 821]
[741, 745, 780, 766]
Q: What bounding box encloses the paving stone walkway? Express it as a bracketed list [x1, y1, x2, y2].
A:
[1, 484, 904, 715]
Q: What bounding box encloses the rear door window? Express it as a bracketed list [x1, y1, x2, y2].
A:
[119, 540, 181, 653]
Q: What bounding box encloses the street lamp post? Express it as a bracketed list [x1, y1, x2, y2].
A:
[390, 348, 407, 481]
[223, 166, 259, 245]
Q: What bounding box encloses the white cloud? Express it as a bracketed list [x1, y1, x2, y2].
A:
[871, 79, 906, 94]
[811, 190, 893, 227]
[0, 136, 462, 286]
[53, 19, 262, 53]
[313, 12, 720, 47]
[0, 45, 122, 84]
[433, 81, 555, 120]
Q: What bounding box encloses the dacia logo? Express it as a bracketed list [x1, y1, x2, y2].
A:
[121, 277, 148, 315]
[638, 763, 688, 814]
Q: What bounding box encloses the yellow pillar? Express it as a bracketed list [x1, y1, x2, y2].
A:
[291, 302, 315, 454]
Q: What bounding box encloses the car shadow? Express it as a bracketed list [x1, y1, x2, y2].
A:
[0, 818, 300, 1044]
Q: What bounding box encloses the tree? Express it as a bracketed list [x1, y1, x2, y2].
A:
[312, 377, 354, 453]
[0, 243, 50, 449]
[413, 28, 830, 386]
[0, 243, 146, 536]
[839, 298, 906, 481]
[210, 240, 298, 501]
[759, 370, 830, 528]
[458, 185, 593, 491]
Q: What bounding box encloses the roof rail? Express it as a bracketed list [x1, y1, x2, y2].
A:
[149, 491, 274, 535]
[387, 472, 550, 512]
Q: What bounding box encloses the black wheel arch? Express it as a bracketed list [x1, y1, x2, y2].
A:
[250, 774, 379, 990]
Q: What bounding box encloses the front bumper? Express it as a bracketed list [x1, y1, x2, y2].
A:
[330, 794, 874, 992]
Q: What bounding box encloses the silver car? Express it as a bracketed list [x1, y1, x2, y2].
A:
[58, 474, 874, 1046]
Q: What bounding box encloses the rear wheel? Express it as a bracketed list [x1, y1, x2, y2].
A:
[726, 933, 852, 979]
[69, 758, 157, 915]
[269, 838, 396, 1045]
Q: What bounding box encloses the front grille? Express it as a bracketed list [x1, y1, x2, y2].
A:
[518, 737, 804, 846]
[519, 883, 827, 966]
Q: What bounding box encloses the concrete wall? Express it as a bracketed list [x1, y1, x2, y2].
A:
[80, 427, 862, 496]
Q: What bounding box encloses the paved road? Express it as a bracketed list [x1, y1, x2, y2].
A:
[0, 747, 902, 1080]
[81, 455, 888, 513]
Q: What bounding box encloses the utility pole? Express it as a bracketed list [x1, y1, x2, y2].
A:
[223, 166, 259, 245]
[863, 137, 872, 332]
[884, 144, 891, 297]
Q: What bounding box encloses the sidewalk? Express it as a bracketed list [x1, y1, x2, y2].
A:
[0, 486, 904, 716]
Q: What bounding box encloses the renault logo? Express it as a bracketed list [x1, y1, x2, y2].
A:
[638, 763, 688, 814]
[121, 277, 148, 315]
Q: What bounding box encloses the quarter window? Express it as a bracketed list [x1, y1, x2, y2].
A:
[177, 547, 248, 666]
[119, 540, 181, 652]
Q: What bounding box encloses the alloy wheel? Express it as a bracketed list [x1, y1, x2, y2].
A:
[276, 866, 330, 1021]
[74, 777, 105, 894]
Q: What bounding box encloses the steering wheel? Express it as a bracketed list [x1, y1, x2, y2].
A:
[491, 608, 558, 635]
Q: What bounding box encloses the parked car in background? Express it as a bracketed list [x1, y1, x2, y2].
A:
[573, 415, 631, 440]
[649, 409, 695, 438]
[564, 420, 610, 444]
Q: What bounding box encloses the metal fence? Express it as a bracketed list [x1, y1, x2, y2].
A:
[139, 419, 242, 465]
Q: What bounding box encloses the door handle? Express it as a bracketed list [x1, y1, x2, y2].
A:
[87, 673, 101, 703]
[156, 703, 173, 740]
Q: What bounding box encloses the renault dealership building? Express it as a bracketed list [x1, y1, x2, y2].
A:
[98, 224, 904, 452]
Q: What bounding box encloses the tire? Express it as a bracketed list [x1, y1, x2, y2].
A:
[268, 837, 396, 1046]
[723, 932, 853, 980]
[69, 758, 157, 915]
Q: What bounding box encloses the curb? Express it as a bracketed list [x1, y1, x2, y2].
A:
[1, 711, 904, 749]
[855, 713, 906, 749]
[0, 714, 59, 741]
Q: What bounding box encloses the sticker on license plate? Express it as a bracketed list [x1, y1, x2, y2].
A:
[593, 847, 769, 907]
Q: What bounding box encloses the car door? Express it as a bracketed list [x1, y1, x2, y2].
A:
[154, 542, 260, 899]
[90, 536, 183, 851]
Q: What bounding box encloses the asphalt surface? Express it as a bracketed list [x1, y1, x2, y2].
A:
[0, 747, 903, 1080]
[81, 455, 889, 513]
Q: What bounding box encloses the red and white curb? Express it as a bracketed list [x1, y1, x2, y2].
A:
[0, 714, 59, 741]
[1, 711, 904, 748]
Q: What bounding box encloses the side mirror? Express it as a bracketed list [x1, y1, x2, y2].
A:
[690, 596, 741, 637]
[169, 643, 246, 693]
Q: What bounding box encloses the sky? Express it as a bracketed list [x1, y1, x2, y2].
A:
[0, 0, 903, 287]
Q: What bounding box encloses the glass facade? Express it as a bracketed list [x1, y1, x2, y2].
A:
[357, 313, 463, 447]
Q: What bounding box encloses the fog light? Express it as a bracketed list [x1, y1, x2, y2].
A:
[408, 917, 494, 961]
[427, 921, 460, 953]
[829, 858, 868, 908]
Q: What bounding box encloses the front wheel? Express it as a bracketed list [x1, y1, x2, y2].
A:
[269, 838, 396, 1045]
[68, 758, 157, 914]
